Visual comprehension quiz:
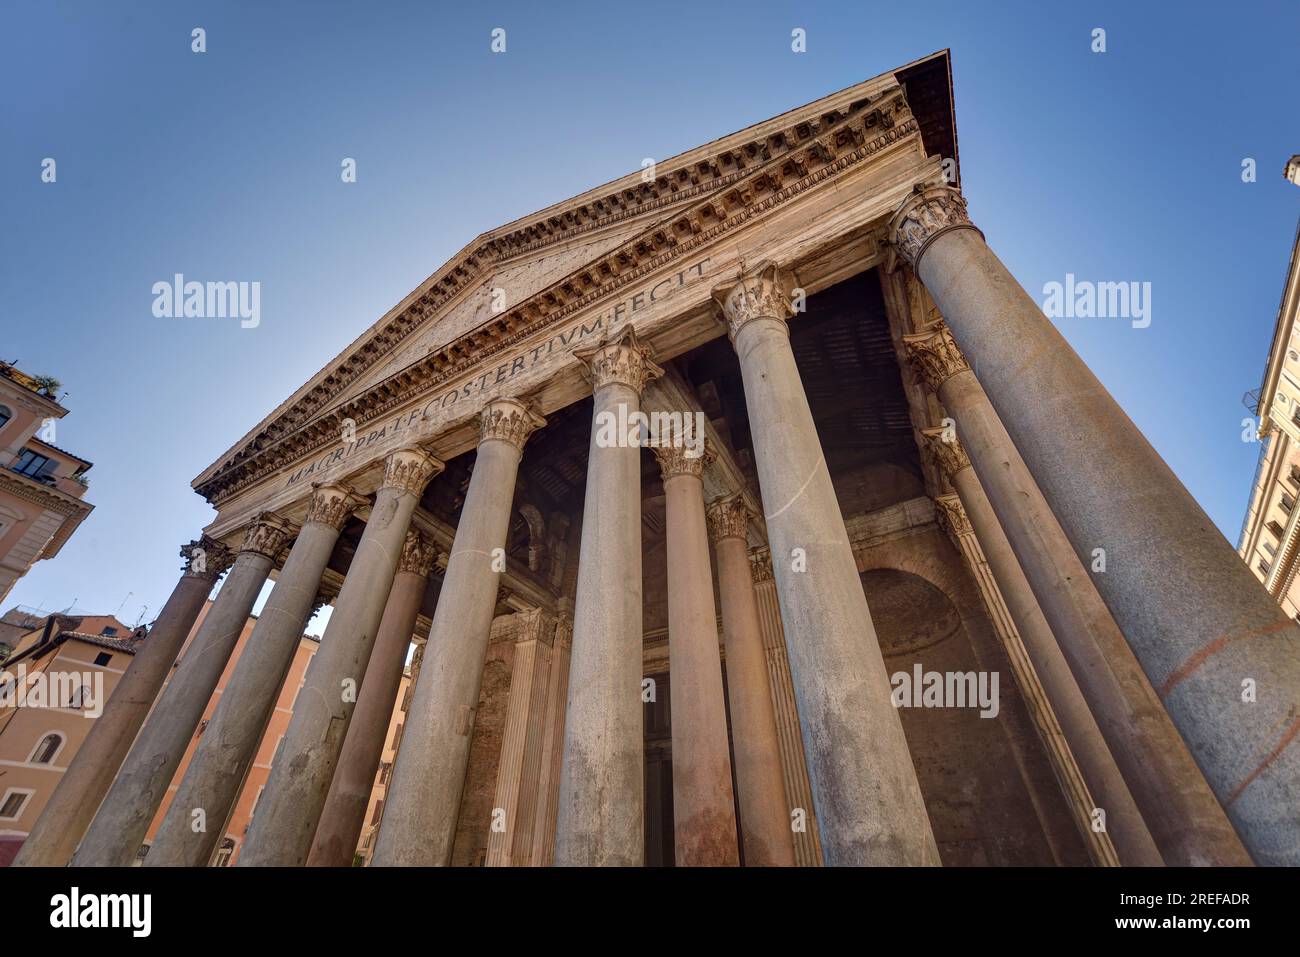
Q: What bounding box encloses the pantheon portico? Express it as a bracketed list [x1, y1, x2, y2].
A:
[17, 50, 1299, 868]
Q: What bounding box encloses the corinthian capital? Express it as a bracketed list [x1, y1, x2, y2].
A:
[902, 320, 969, 392]
[180, 536, 234, 581]
[889, 184, 983, 270]
[397, 529, 437, 576]
[749, 545, 774, 584]
[706, 493, 751, 543]
[239, 513, 296, 560]
[653, 443, 713, 481]
[381, 447, 444, 497]
[480, 397, 546, 451]
[711, 261, 795, 343]
[920, 426, 972, 479]
[304, 482, 365, 531]
[574, 326, 664, 395]
[934, 493, 972, 543]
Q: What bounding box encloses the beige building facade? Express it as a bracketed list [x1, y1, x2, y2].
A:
[0, 362, 93, 606]
[1239, 196, 1300, 615]
[15, 51, 1300, 868]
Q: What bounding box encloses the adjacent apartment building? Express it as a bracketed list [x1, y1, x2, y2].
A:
[0, 604, 410, 866]
[1239, 161, 1300, 616]
[0, 361, 94, 604]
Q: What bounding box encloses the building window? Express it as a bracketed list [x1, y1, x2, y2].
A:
[93, 651, 112, 666]
[391, 722, 403, 750]
[1264, 541, 1278, 557]
[1290, 465, 1300, 488]
[100, 626, 117, 637]
[30, 732, 64, 764]
[1282, 494, 1296, 515]
[0, 405, 10, 432]
[370, 799, 384, 826]
[1259, 560, 1273, 576]
[12, 448, 56, 480]
[1268, 520, 1286, 538]
[0, 789, 31, 819]
[379, 762, 392, 784]
[67, 681, 88, 709]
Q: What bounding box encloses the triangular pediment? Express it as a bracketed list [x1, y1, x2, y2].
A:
[194, 50, 955, 503]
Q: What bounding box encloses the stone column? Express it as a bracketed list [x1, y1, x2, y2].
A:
[713, 263, 938, 866]
[238, 448, 441, 866]
[372, 400, 544, 866]
[143, 484, 363, 867]
[931, 483, 1151, 867]
[485, 608, 557, 867]
[655, 445, 739, 866]
[71, 515, 292, 866]
[750, 547, 823, 865]
[14, 536, 232, 867]
[707, 494, 795, 866]
[530, 615, 572, 866]
[554, 327, 662, 866]
[903, 317, 1249, 866]
[894, 184, 1300, 863]
[306, 529, 436, 867]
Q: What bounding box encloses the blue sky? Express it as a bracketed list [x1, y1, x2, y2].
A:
[2, 0, 1298, 625]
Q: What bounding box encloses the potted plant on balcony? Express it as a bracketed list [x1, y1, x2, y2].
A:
[30, 375, 61, 397]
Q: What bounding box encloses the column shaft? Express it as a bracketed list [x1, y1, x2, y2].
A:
[145, 487, 360, 866]
[714, 264, 938, 865]
[555, 328, 661, 866]
[659, 451, 738, 866]
[936, 474, 1159, 866]
[71, 517, 291, 866]
[14, 538, 229, 867]
[896, 185, 1300, 863]
[709, 498, 795, 866]
[239, 449, 441, 866]
[372, 402, 541, 866]
[902, 313, 1249, 865]
[307, 538, 432, 867]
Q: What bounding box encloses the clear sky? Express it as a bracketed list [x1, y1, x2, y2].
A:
[3, 0, 1298, 627]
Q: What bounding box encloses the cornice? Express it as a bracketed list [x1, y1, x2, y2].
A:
[0, 469, 91, 518]
[196, 87, 921, 506]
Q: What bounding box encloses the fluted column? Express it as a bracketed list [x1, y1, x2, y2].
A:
[930, 478, 1153, 867]
[713, 263, 937, 866]
[554, 327, 662, 866]
[372, 400, 544, 866]
[485, 608, 557, 867]
[307, 529, 436, 866]
[530, 614, 572, 866]
[655, 445, 739, 866]
[144, 484, 363, 866]
[239, 448, 441, 866]
[707, 494, 795, 866]
[72, 515, 293, 866]
[903, 316, 1248, 865]
[14, 536, 232, 867]
[750, 547, 823, 865]
[894, 183, 1300, 863]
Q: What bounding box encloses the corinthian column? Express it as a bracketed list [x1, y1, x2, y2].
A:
[372, 400, 544, 866]
[145, 483, 364, 867]
[554, 327, 662, 866]
[239, 448, 441, 866]
[308, 529, 436, 867]
[893, 184, 1300, 863]
[713, 263, 937, 866]
[707, 494, 795, 866]
[14, 537, 233, 867]
[654, 445, 739, 866]
[903, 316, 1249, 865]
[926, 448, 1159, 867]
[72, 515, 294, 866]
